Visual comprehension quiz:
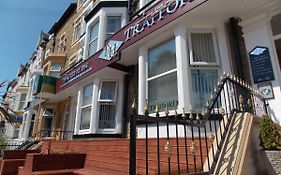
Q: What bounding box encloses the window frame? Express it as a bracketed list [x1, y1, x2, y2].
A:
[79, 83, 94, 132]
[106, 15, 122, 40]
[73, 18, 82, 42]
[97, 80, 118, 130]
[146, 37, 178, 113]
[18, 93, 27, 110]
[98, 80, 118, 103]
[188, 30, 220, 66]
[88, 20, 100, 57]
[58, 33, 66, 53]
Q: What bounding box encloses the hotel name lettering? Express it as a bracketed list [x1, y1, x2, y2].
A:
[124, 0, 193, 41]
[62, 63, 92, 86]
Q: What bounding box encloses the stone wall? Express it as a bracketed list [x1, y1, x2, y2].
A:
[265, 150, 281, 175]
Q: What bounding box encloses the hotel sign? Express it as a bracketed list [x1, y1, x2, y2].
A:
[57, 0, 207, 92]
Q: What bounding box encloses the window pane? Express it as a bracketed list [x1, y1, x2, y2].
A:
[89, 21, 99, 41]
[82, 84, 93, 106]
[80, 106, 91, 130]
[74, 23, 81, 40]
[88, 39, 98, 57]
[148, 38, 176, 77]
[51, 64, 62, 71]
[106, 16, 121, 39]
[98, 104, 116, 129]
[191, 33, 216, 63]
[99, 82, 116, 101]
[191, 69, 218, 110]
[148, 72, 178, 112]
[20, 94, 27, 102]
[271, 13, 281, 36]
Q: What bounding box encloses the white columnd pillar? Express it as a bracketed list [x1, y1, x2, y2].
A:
[174, 26, 192, 112]
[138, 47, 147, 115]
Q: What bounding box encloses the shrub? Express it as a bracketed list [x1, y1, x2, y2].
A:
[260, 115, 281, 150]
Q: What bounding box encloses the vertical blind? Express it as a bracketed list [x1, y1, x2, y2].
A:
[191, 69, 218, 110]
[98, 82, 117, 129]
[191, 33, 216, 63]
[148, 38, 178, 111]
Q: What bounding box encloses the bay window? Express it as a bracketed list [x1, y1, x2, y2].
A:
[106, 16, 121, 39]
[88, 21, 99, 57]
[80, 83, 93, 130]
[98, 81, 117, 129]
[188, 31, 219, 110]
[148, 38, 178, 112]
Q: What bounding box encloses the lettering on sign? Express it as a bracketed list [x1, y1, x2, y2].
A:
[124, 0, 190, 41]
[61, 63, 92, 87]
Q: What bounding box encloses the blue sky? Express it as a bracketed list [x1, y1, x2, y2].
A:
[0, 0, 75, 93]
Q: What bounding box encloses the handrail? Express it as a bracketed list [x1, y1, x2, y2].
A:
[129, 72, 267, 175]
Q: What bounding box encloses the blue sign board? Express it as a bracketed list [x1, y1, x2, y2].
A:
[249, 46, 275, 83]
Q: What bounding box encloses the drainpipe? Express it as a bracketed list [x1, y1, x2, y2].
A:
[229, 17, 244, 79]
[122, 73, 129, 138]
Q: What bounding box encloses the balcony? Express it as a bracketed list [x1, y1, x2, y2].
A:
[43, 52, 66, 66]
[32, 75, 57, 99]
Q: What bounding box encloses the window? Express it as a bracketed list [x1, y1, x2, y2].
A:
[80, 84, 93, 130]
[148, 38, 178, 112]
[58, 34, 66, 53]
[191, 69, 218, 110]
[18, 94, 27, 110]
[188, 31, 219, 110]
[98, 81, 117, 129]
[50, 63, 62, 78]
[88, 21, 99, 57]
[189, 32, 218, 65]
[73, 19, 81, 41]
[106, 16, 121, 39]
[68, 56, 77, 68]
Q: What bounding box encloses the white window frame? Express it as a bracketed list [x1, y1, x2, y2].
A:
[58, 33, 66, 53]
[106, 15, 122, 39]
[188, 30, 220, 66]
[98, 80, 118, 102]
[18, 93, 27, 110]
[146, 38, 178, 113]
[68, 55, 77, 68]
[88, 20, 100, 57]
[79, 83, 94, 132]
[50, 63, 62, 72]
[97, 80, 118, 130]
[73, 18, 82, 42]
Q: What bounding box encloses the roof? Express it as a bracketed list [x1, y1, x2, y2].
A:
[48, 3, 77, 34]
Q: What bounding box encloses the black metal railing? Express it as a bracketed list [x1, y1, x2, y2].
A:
[129, 74, 267, 175]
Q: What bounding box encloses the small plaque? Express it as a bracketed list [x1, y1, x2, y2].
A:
[249, 46, 275, 83]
